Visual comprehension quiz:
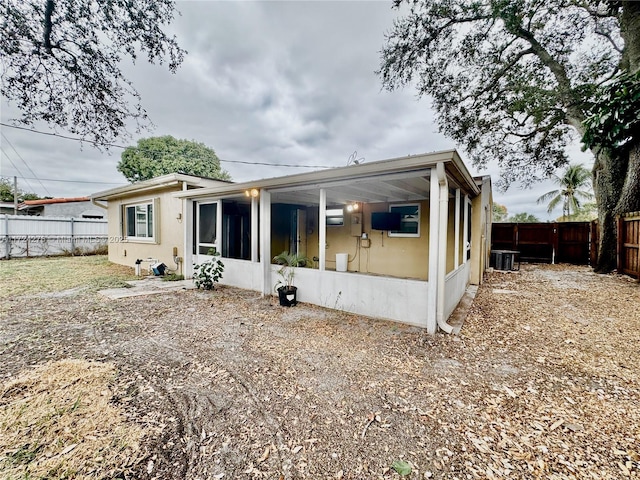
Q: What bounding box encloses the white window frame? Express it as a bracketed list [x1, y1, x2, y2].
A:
[388, 203, 420, 238]
[123, 200, 156, 242]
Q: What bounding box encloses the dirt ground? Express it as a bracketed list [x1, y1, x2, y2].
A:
[1, 263, 639, 479]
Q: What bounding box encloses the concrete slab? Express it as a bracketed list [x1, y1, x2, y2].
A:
[99, 278, 195, 299]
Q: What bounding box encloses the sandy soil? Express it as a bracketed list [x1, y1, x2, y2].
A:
[1, 264, 639, 479]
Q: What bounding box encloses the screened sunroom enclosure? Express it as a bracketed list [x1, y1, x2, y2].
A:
[179, 151, 486, 333]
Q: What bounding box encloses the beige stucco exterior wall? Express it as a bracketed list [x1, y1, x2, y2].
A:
[470, 177, 492, 285]
[106, 186, 185, 274]
[307, 201, 429, 280]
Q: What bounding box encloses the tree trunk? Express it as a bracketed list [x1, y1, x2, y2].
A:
[593, 2, 640, 273]
[592, 149, 626, 272]
[616, 141, 640, 215]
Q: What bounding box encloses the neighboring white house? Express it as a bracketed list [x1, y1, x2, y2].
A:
[93, 150, 492, 333]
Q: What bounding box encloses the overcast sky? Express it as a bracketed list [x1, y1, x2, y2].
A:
[0, 0, 592, 220]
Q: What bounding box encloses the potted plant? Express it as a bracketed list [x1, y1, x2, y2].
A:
[273, 251, 308, 307]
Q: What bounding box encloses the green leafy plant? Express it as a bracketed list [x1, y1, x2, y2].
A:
[272, 251, 308, 290]
[391, 460, 412, 476]
[193, 248, 224, 290]
[582, 70, 640, 152]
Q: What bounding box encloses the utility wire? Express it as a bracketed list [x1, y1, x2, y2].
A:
[17, 176, 124, 185]
[1, 131, 52, 196]
[1, 123, 127, 149]
[0, 123, 332, 169]
[0, 146, 38, 192]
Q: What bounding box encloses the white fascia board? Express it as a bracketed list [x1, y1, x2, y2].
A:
[92, 173, 228, 201]
[174, 149, 481, 200]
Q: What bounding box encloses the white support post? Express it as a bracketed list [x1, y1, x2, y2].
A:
[251, 195, 259, 262]
[183, 199, 193, 278]
[454, 188, 460, 268]
[463, 195, 470, 262]
[427, 168, 440, 334]
[436, 163, 451, 333]
[259, 190, 271, 295]
[319, 188, 326, 271]
[215, 200, 223, 254]
[70, 217, 75, 255]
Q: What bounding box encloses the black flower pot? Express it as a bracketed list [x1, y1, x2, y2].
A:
[277, 286, 298, 307]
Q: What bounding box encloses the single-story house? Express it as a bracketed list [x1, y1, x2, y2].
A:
[19, 197, 105, 218]
[91, 173, 230, 272]
[92, 150, 492, 333]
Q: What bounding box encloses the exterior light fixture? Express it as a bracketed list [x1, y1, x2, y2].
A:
[346, 202, 359, 212]
[245, 188, 259, 198]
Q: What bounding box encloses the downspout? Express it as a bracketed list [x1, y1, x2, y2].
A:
[91, 197, 108, 210]
[436, 162, 454, 334]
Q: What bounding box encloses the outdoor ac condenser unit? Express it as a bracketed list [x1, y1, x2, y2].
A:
[490, 250, 520, 271]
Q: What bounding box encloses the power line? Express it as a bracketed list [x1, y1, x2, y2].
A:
[0, 147, 38, 192]
[17, 176, 125, 185]
[1, 131, 52, 196]
[0, 123, 128, 149]
[0, 122, 332, 169]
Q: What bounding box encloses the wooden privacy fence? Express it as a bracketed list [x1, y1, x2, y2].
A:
[617, 212, 640, 278]
[1, 214, 108, 259]
[492, 222, 591, 265]
[493, 217, 640, 278]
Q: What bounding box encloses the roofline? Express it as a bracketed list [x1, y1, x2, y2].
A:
[175, 149, 481, 199]
[20, 197, 90, 207]
[91, 173, 229, 201]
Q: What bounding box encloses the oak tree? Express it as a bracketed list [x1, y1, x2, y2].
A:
[117, 136, 231, 183]
[1, 0, 186, 146]
[379, 0, 640, 272]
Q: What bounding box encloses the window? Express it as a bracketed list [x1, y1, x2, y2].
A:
[326, 208, 344, 226]
[388, 203, 420, 237]
[124, 201, 154, 240]
[198, 202, 217, 254]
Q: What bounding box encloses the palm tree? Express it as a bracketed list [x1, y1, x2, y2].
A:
[537, 164, 594, 221]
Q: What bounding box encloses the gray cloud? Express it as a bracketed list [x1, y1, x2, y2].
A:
[1, 0, 593, 218]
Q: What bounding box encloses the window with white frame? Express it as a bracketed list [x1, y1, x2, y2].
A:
[389, 203, 420, 237]
[124, 201, 154, 240]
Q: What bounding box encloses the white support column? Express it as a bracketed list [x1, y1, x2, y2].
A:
[454, 188, 461, 268]
[251, 196, 259, 262]
[427, 168, 440, 334]
[319, 188, 326, 271]
[259, 190, 272, 295]
[463, 195, 470, 262]
[215, 200, 223, 254]
[436, 163, 451, 333]
[183, 199, 193, 278]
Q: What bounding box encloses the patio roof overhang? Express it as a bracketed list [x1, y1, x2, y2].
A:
[174, 149, 480, 206]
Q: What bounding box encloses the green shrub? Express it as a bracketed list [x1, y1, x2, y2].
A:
[193, 248, 224, 290]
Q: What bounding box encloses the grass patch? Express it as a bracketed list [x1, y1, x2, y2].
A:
[0, 359, 146, 480]
[162, 273, 185, 282]
[0, 256, 136, 299]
